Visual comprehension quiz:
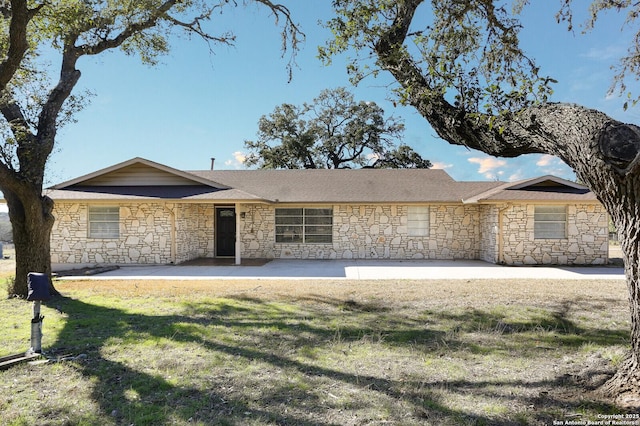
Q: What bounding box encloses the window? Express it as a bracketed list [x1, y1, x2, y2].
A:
[276, 208, 332, 243]
[534, 205, 566, 239]
[89, 206, 119, 238]
[408, 206, 429, 236]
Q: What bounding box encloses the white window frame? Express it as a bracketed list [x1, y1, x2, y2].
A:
[534, 205, 567, 239]
[275, 207, 333, 243]
[408, 206, 429, 237]
[88, 206, 120, 239]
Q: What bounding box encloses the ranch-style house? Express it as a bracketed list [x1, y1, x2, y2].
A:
[46, 157, 609, 269]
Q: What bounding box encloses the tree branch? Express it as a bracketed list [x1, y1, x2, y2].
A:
[0, 90, 36, 188]
[373, 0, 545, 158]
[33, 43, 82, 163]
[163, 10, 235, 46]
[253, 0, 303, 80]
[73, 0, 179, 57]
[0, 0, 29, 89]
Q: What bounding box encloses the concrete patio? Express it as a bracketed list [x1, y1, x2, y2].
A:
[58, 259, 626, 281]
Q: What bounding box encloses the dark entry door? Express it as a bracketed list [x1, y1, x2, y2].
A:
[216, 207, 236, 257]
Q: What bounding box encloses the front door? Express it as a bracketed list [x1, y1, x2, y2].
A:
[216, 207, 236, 257]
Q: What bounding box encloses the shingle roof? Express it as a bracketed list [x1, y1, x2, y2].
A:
[189, 169, 503, 203]
[46, 157, 599, 204]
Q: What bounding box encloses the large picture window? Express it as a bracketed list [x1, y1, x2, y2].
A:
[534, 205, 567, 239]
[408, 206, 429, 236]
[89, 206, 119, 239]
[276, 208, 333, 243]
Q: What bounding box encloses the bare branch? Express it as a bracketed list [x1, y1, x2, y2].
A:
[163, 12, 236, 46]
[253, 0, 304, 82]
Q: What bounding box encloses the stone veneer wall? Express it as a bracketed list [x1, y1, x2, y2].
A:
[239, 204, 483, 260]
[51, 202, 175, 266]
[500, 203, 608, 265]
[479, 205, 499, 263]
[51, 202, 215, 267]
[51, 201, 609, 267]
[239, 205, 275, 257]
[175, 204, 214, 263]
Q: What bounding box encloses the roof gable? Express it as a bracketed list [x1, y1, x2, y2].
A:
[506, 175, 588, 191]
[463, 175, 594, 203]
[52, 157, 226, 189]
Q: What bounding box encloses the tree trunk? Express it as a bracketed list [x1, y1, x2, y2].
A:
[325, 0, 640, 400]
[371, 6, 640, 396]
[598, 181, 640, 398]
[3, 186, 57, 297]
[600, 257, 640, 398]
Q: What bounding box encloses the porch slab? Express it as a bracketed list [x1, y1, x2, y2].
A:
[178, 258, 271, 267]
[57, 259, 625, 281]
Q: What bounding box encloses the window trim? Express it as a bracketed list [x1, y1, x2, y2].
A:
[407, 205, 430, 237]
[534, 205, 567, 239]
[275, 207, 333, 244]
[88, 205, 120, 239]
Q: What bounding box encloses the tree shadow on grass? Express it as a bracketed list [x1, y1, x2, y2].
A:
[37, 292, 628, 425]
[420, 298, 629, 349]
[46, 296, 337, 425]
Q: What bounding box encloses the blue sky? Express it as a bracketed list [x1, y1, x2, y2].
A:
[46, 1, 638, 185]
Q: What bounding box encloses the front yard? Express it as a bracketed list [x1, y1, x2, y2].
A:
[0, 278, 632, 425]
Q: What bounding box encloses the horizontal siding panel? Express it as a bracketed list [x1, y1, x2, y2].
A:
[82, 164, 200, 186]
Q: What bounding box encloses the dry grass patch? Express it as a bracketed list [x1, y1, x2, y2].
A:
[0, 278, 632, 425]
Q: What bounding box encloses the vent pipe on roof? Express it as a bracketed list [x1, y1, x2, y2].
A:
[210, 158, 215, 170]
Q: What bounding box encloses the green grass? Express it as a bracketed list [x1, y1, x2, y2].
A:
[0, 278, 632, 425]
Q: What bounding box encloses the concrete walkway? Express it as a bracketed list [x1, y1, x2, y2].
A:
[61, 259, 626, 281]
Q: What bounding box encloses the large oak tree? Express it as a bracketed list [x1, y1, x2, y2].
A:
[322, 0, 640, 400]
[244, 87, 432, 169]
[0, 0, 301, 297]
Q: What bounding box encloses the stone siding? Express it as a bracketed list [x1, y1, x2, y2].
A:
[239, 205, 275, 258]
[479, 205, 499, 263]
[51, 201, 608, 267]
[175, 204, 214, 263]
[51, 202, 174, 266]
[500, 204, 608, 265]
[239, 204, 483, 260]
[51, 202, 215, 267]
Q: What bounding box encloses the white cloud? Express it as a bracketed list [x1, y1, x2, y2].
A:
[507, 171, 525, 182]
[431, 161, 453, 170]
[582, 44, 625, 62]
[542, 164, 574, 178]
[367, 152, 381, 161]
[536, 154, 555, 167]
[468, 157, 506, 174]
[223, 151, 247, 169]
[234, 151, 246, 163]
[533, 154, 574, 178]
